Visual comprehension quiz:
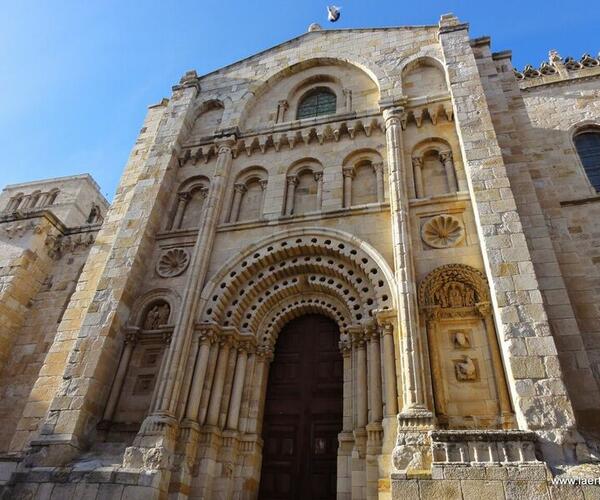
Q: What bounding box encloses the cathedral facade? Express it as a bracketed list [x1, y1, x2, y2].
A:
[0, 13, 599, 499]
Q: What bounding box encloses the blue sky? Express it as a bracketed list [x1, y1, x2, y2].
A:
[0, 1, 597, 200]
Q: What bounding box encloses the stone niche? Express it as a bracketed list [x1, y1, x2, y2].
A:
[419, 264, 514, 429]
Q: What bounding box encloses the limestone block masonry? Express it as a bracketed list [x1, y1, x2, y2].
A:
[0, 12, 600, 500]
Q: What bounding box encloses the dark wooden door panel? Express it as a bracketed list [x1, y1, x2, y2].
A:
[259, 314, 343, 500]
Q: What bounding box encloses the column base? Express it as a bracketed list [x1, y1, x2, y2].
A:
[392, 410, 434, 477]
[123, 413, 179, 470]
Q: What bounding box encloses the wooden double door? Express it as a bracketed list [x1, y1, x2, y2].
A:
[258, 314, 343, 500]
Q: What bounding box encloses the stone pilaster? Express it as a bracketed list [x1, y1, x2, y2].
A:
[17, 77, 200, 467]
[438, 13, 585, 462]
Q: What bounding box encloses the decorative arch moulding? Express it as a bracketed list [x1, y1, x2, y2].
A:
[196, 228, 397, 345]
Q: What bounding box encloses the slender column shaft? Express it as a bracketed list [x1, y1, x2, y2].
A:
[206, 341, 231, 426]
[103, 333, 137, 421]
[227, 348, 248, 430]
[412, 157, 424, 199]
[424, 317, 447, 419]
[285, 176, 297, 215]
[356, 337, 368, 428]
[37, 193, 49, 207]
[374, 163, 384, 203]
[440, 151, 458, 192]
[341, 346, 353, 432]
[259, 179, 268, 218]
[381, 324, 398, 416]
[229, 183, 246, 223]
[184, 333, 213, 421]
[383, 106, 426, 411]
[480, 307, 513, 418]
[343, 168, 354, 208]
[368, 332, 383, 423]
[314, 172, 323, 210]
[152, 139, 235, 416]
[172, 192, 189, 230]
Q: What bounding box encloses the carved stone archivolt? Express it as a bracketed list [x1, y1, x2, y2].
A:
[156, 248, 190, 278]
[421, 215, 464, 249]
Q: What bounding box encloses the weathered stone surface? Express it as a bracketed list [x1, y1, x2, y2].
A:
[0, 10, 598, 500]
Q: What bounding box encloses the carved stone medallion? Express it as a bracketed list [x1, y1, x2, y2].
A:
[421, 215, 464, 249]
[156, 248, 190, 278]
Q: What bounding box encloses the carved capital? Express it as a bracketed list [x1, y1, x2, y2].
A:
[256, 343, 274, 361]
[342, 167, 355, 179]
[215, 136, 236, 156]
[286, 175, 298, 186]
[259, 179, 269, 190]
[351, 329, 367, 347]
[382, 106, 406, 127]
[198, 328, 216, 345]
[439, 151, 453, 165]
[125, 330, 139, 345]
[412, 156, 424, 169]
[177, 192, 191, 202]
[372, 162, 384, 173]
[162, 331, 173, 345]
[313, 172, 323, 182]
[233, 183, 247, 194]
[277, 99, 289, 110]
[476, 301, 492, 317]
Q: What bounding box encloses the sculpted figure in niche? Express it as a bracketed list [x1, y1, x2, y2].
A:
[144, 302, 170, 330]
[447, 282, 464, 308]
[454, 355, 477, 381]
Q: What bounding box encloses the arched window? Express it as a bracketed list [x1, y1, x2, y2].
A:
[296, 88, 336, 119]
[574, 130, 600, 191]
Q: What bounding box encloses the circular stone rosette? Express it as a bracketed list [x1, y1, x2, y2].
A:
[421, 215, 465, 249]
[156, 248, 190, 278]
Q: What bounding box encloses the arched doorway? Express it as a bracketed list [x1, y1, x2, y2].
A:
[258, 314, 343, 500]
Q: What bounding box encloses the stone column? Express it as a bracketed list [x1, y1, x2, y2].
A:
[206, 338, 232, 427]
[171, 192, 190, 230]
[342, 167, 354, 208]
[226, 344, 249, 430]
[439, 151, 458, 193]
[423, 312, 447, 422]
[382, 105, 428, 414]
[247, 345, 273, 435]
[380, 322, 398, 417]
[373, 162, 385, 203]
[368, 328, 383, 424]
[340, 340, 353, 433]
[184, 329, 215, 422]
[343, 88, 353, 112]
[37, 192, 50, 208]
[150, 137, 236, 422]
[284, 175, 297, 215]
[314, 172, 323, 210]
[412, 157, 424, 199]
[354, 332, 368, 429]
[102, 330, 138, 422]
[478, 303, 513, 425]
[259, 179, 268, 218]
[276, 100, 288, 123]
[228, 183, 246, 223]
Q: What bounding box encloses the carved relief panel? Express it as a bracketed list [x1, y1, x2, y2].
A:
[419, 264, 514, 430]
